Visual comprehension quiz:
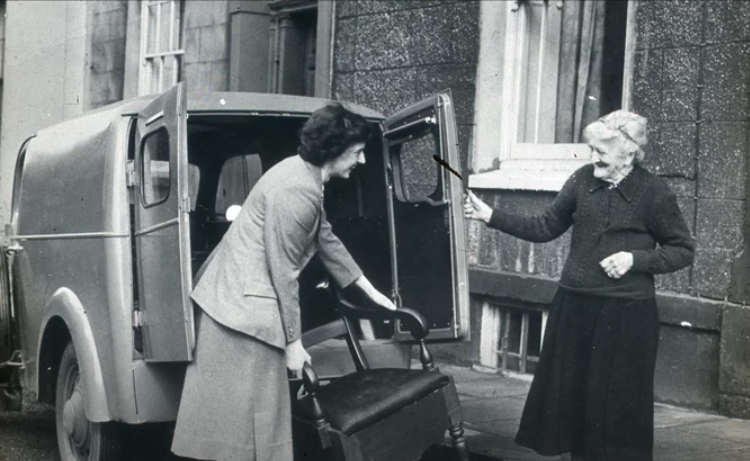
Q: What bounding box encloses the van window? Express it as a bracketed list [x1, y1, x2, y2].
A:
[398, 133, 440, 202]
[215, 154, 263, 215]
[141, 128, 170, 206]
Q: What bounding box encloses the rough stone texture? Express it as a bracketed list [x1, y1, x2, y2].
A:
[355, 9, 423, 70]
[719, 394, 750, 420]
[719, 304, 750, 397]
[662, 46, 701, 122]
[336, 1, 359, 18]
[693, 249, 735, 300]
[87, 1, 127, 109]
[700, 122, 749, 200]
[702, 43, 750, 122]
[334, 18, 358, 73]
[350, 67, 421, 115]
[656, 265, 692, 295]
[651, 1, 706, 49]
[418, 64, 476, 124]
[654, 325, 720, 411]
[632, 48, 663, 123]
[706, 0, 750, 45]
[644, 122, 697, 178]
[695, 199, 744, 251]
[662, 177, 697, 199]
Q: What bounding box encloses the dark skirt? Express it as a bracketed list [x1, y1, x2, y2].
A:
[515, 289, 660, 461]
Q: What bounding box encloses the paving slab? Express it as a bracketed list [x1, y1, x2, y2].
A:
[438, 362, 750, 461]
[654, 403, 727, 428]
[461, 397, 526, 423]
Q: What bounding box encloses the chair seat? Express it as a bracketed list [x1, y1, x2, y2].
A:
[295, 368, 450, 435]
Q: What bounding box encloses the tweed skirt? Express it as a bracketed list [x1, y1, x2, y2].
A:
[171, 309, 292, 461]
[515, 289, 660, 461]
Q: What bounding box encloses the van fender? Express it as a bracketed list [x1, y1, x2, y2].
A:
[38, 288, 110, 422]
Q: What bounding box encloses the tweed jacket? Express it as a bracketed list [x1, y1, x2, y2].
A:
[191, 155, 363, 350]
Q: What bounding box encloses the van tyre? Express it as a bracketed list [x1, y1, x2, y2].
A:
[55, 341, 126, 461]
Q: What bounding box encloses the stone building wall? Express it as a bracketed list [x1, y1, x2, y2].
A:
[87, 1, 128, 109]
[182, 0, 229, 93]
[633, 0, 750, 417]
[331, 0, 480, 174]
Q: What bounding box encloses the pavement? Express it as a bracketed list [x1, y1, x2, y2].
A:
[435, 362, 750, 461]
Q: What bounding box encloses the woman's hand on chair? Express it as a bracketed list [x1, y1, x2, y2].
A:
[286, 339, 311, 372]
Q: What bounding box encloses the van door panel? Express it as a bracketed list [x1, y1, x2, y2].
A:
[134, 83, 194, 362]
[383, 93, 470, 341]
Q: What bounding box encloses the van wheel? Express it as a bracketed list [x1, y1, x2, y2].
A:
[55, 342, 126, 461]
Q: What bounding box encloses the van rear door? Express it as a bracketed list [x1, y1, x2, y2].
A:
[382, 92, 470, 341]
[133, 82, 194, 362]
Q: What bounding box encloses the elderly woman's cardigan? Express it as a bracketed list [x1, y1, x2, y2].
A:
[488, 164, 694, 299]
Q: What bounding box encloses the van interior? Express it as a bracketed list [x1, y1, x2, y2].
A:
[184, 115, 394, 335]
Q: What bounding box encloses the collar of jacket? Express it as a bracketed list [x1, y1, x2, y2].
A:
[588, 164, 643, 203]
[300, 155, 325, 194]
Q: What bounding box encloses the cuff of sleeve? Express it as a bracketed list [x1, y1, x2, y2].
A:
[630, 250, 651, 272]
[488, 209, 504, 229]
[333, 266, 363, 289]
[285, 324, 300, 344]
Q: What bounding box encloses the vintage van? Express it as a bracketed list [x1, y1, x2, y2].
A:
[0, 82, 468, 461]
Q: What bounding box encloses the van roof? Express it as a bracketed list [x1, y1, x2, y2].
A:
[31, 91, 386, 141]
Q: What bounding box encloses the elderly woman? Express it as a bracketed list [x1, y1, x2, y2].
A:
[172, 103, 396, 461]
[465, 110, 694, 461]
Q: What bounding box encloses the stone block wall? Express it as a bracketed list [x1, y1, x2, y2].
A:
[87, 1, 128, 109]
[634, 1, 750, 301]
[331, 0, 480, 175]
[183, 0, 229, 93]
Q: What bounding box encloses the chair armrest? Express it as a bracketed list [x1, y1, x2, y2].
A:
[336, 295, 436, 371]
[335, 293, 431, 340]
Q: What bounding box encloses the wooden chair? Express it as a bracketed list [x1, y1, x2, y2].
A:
[291, 291, 470, 461]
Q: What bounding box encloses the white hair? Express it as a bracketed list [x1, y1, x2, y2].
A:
[583, 110, 648, 163]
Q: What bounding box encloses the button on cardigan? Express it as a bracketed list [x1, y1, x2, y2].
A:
[488, 164, 695, 299]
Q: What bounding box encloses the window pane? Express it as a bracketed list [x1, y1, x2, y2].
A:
[215, 154, 263, 215]
[398, 134, 439, 202]
[513, 1, 627, 146]
[142, 129, 171, 205]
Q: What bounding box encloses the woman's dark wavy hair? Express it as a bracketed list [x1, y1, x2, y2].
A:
[298, 102, 372, 166]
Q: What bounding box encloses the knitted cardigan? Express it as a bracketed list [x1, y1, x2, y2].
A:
[488, 164, 695, 299]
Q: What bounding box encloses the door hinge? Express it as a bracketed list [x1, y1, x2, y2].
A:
[132, 310, 143, 328]
[126, 160, 136, 188]
[180, 196, 191, 212]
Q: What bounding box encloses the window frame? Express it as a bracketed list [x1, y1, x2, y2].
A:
[138, 0, 185, 96]
[468, 0, 637, 192]
[140, 127, 171, 208]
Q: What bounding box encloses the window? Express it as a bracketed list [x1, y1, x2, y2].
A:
[139, 0, 184, 95]
[215, 155, 263, 215]
[470, 0, 634, 191]
[141, 129, 171, 206]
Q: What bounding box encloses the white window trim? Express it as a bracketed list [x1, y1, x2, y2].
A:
[468, 0, 637, 192]
[138, 0, 185, 96]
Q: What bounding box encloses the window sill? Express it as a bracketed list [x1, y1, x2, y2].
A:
[468, 159, 588, 192]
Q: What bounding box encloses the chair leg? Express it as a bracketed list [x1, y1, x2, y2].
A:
[448, 419, 470, 461]
[442, 378, 470, 461]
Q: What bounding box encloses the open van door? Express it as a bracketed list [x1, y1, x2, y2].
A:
[134, 82, 194, 362]
[383, 92, 470, 341]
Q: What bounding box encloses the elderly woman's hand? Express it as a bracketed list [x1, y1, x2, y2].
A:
[464, 190, 493, 224]
[599, 252, 634, 279]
